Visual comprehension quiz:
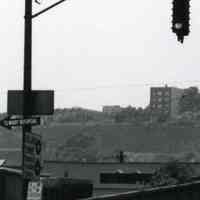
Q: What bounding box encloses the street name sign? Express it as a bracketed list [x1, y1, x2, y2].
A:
[0, 116, 40, 130]
[23, 132, 42, 180]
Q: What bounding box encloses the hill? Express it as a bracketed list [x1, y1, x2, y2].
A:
[1, 122, 200, 163]
[0, 127, 21, 148]
[0, 127, 21, 165]
[35, 124, 200, 162]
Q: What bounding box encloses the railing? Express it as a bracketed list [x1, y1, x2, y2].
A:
[83, 180, 200, 200]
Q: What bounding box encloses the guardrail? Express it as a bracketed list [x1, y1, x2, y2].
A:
[83, 180, 200, 200]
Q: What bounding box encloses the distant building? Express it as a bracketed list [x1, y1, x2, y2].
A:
[150, 86, 184, 118]
[70, 107, 105, 121]
[102, 105, 122, 115]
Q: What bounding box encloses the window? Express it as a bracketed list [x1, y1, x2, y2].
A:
[165, 91, 170, 96]
[157, 91, 162, 96]
[165, 103, 169, 108]
[157, 98, 162, 102]
[164, 97, 169, 102]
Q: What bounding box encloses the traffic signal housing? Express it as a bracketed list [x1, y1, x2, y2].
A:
[23, 132, 43, 180]
[172, 0, 190, 43]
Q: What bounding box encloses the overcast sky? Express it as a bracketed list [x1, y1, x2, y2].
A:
[0, 0, 200, 111]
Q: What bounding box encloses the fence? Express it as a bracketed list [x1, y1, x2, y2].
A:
[83, 180, 200, 200]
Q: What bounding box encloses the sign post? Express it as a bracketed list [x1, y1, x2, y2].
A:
[0, 0, 67, 199]
[23, 0, 33, 199]
[23, 132, 42, 180]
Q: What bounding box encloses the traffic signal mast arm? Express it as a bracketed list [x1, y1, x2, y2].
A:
[32, 0, 67, 19]
[34, 0, 190, 43]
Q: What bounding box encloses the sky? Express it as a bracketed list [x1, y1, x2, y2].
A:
[0, 0, 200, 112]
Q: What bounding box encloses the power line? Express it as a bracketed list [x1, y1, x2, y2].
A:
[0, 80, 200, 94]
[38, 81, 200, 93]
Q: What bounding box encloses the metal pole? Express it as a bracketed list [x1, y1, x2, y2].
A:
[24, 0, 32, 91]
[22, 0, 32, 199]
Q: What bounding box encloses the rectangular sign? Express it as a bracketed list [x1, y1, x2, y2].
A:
[100, 172, 153, 184]
[3, 117, 40, 127]
[27, 181, 43, 200]
[7, 90, 54, 115]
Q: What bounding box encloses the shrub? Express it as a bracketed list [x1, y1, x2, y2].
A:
[150, 161, 195, 187]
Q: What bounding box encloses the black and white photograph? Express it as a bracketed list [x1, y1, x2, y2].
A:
[0, 0, 200, 199]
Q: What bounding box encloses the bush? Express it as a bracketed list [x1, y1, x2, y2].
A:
[150, 161, 195, 187]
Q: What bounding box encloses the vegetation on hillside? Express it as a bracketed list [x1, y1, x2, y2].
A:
[55, 133, 99, 162]
[1, 86, 200, 163]
[114, 106, 151, 124]
[179, 87, 200, 114]
[40, 123, 200, 162]
[42, 107, 110, 125]
[150, 161, 195, 186]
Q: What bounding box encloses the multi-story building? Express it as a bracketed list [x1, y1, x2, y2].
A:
[150, 86, 184, 118]
[102, 105, 122, 116]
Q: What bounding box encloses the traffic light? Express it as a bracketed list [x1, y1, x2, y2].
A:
[35, 139, 42, 176]
[172, 0, 190, 43]
[23, 132, 43, 180]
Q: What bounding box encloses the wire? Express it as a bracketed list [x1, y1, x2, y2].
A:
[44, 81, 200, 93]
[0, 80, 199, 94]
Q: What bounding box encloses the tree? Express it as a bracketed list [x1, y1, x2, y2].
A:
[55, 133, 99, 162]
[114, 106, 151, 123]
[179, 87, 200, 113]
[150, 161, 195, 187]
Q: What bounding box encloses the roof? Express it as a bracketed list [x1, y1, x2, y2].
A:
[0, 160, 5, 166]
[0, 167, 22, 176]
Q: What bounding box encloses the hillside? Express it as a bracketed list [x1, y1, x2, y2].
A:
[1, 123, 200, 163]
[0, 127, 21, 148]
[35, 124, 200, 162]
[0, 127, 21, 165]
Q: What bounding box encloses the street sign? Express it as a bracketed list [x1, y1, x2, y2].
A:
[0, 116, 40, 130]
[27, 181, 43, 200]
[23, 132, 42, 180]
[0, 116, 12, 129]
[7, 90, 54, 115]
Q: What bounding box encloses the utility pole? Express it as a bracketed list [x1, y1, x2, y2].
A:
[24, 0, 32, 94]
[21, 1, 66, 199]
[22, 0, 32, 199]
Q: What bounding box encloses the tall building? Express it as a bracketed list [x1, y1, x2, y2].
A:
[150, 86, 184, 118]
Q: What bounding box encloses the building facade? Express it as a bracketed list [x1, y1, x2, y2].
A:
[150, 86, 184, 118]
[102, 105, 122, 116]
